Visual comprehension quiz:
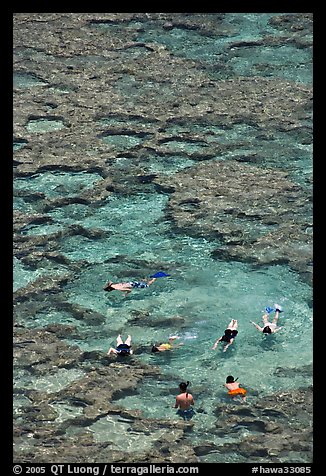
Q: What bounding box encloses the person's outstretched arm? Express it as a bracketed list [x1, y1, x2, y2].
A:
[223, 338, 234, 352]
[212, 337, 222, 350]
[174, 342, 184, 348]
[250, 321, 263, 332]
[107, 347, 117, 355]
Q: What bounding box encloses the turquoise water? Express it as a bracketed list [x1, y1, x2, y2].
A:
[13, 72, 47, 88]
[14, 189, 313, 391]
[133, 13, 311, 83]
[13, 139, 28, 151]
[14, 171, 103, 199]
[13, 13, 313, 462]
[26, 118, 66, 133]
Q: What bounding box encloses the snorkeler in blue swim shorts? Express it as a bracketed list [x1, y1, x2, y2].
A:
[174, 381, 195, 420]
[129, 281, 149, 289]
[103, 277, 157, 296]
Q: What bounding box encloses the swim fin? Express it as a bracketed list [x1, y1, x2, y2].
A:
[264, 306, 274, 314]
[150, 271, 171, 278]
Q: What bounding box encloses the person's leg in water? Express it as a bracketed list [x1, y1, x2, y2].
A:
[271, 310, 280, 326]
[272, 305, 282, 325]
[229, 391, 246, 403]
[227, 319, 238, 330]
[124, 335, 132, 346]
[262, 312, 270, 327]
[116, 335, 124, 346]
[177, 408, 194, 420]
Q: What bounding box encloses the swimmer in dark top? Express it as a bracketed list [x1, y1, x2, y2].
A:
[212, 319, 238, 352]
[107, 335, 133, 356]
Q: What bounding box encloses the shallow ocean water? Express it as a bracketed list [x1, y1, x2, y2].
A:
[13, 188, 313, 418]
[13, 12, 313, 462]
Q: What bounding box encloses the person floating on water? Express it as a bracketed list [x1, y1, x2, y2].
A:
[151, 336, 183, 353]
[107, 335, 133, 356]
[103, 277, 157, 296]
[174, 381, 195, 419]
[224, 375, 247, 403]
[212, 319, 238, 352]
[250, 304, 283, 334]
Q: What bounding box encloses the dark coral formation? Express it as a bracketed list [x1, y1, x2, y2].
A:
[155, 160, 312, 282]
[13, 325, 312, 463]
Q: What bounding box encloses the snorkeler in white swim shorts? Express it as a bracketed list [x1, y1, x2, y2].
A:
[250, 304, 283, 334]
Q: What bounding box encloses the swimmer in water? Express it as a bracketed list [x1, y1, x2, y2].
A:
[107, 335, 133, 356]
[103, 277, 157, 296]
[151, 336, 183, 352]
[224, 375, 247, 402]
[174, 381, 195, 419]
[212, 319, 238, 352]
[250, 304, 283, 334]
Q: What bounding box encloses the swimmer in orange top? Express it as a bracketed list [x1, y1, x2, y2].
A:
[174, 381, 195, 419]
[225, 375, 247, 402]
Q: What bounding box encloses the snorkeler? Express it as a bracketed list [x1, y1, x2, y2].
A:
[250, 304, 283, 334]
[224, 375, 247, 402]
[174, 381, 195, 419]
[103, 277, 157, 296]
[212, 319, 238, 352]
[151, 336, 183, 353]
[107, 335, 133, 356]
